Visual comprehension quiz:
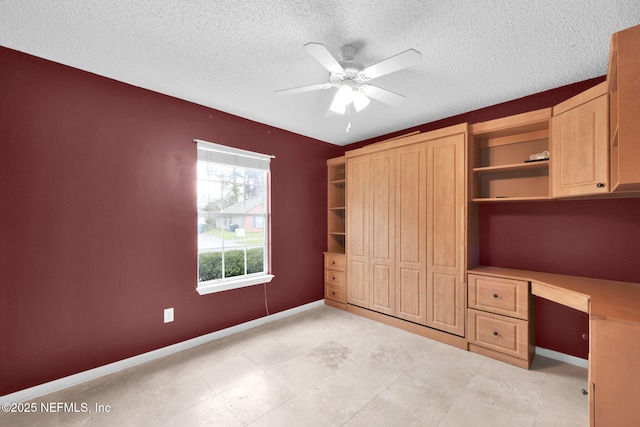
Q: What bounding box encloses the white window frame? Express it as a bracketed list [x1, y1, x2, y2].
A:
[195, 139, 274, 295]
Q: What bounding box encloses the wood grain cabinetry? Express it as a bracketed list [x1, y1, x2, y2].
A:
[591, 316, 640, 426]
[327, 157, 346, 253]
[470, 109, 551, 201]
[346, 125, 467, 337]
[467, 273, 534, 369]
[608, 24, 640, 192]
[325, 157, 347, 309]
[346, 154, 369, 309]
[324, 253, 346, 306]
[370, 149, 397, 316]
[426, 133, 467, 336]
[551, 82, 609, 197]
[395, 143, 426, 323]
[468, 266, 640, 426]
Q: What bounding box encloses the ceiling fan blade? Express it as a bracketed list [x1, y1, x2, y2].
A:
[360, 85, 406, 107]
[275, 83, 331, 96]
[361, 49, 422, 79]
[304, 42, 344, 74]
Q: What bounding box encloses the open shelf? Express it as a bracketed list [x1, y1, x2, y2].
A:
[473, 160, 549, 174]
[471, 109, 551, 201]
[327, 157, 346, 254]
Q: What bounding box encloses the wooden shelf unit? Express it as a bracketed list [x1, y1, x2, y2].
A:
[325, 156, 347, 310]
[470, 108, 552, 201]
[327, 157, 346, 254]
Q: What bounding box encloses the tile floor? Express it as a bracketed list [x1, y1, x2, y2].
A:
[1, 305, 589, 426]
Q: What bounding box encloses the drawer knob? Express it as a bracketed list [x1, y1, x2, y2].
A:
[596, 183, 605, 188]
[331, 261, 336, 265]
[332, 291, 336, 296]
[332, 277, 336, 280]
[493, 331, 498, 336]
[493, 294, 498, 299]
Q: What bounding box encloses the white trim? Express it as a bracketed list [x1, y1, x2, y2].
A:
[535, 346, 589, 369]
[1, 300, 324, 404]
[196, 273, 275, 295]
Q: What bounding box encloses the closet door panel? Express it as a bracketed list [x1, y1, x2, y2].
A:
[370, 150, 396, 315]
[395, 143, 427, 325]
[346, 155, 370, 308]
[427, 133, 466, 336]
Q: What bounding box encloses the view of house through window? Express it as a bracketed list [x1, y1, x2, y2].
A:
[196, 140, 273, 294]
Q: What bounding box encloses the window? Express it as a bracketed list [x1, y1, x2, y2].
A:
[195, 139, 274, 295]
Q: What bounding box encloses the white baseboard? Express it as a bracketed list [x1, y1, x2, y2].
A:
[1, 300, 325, 404]
[535, 346, 588, 369]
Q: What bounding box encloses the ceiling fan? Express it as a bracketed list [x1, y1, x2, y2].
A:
[276, 42, 422, 115]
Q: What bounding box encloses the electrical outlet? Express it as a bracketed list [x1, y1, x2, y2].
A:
[164, 308, 174, 323]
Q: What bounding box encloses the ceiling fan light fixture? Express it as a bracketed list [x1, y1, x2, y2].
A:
[353, 90, 370, 112]
[329, 92, 348, 115]
[334, 83, 355, 106]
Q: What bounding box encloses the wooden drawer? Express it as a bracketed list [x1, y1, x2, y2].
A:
[468, 308, 529, 360]
[468, 274, 529, 320]
[325, 284, 346, 303]
[324, 253, 346, 272]
[325, 269, 345, 287]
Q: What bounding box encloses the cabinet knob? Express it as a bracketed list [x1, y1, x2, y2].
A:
[332, 277, 336, 280]
[332, 291, 336, 296]
[493, 331, 498, 336]
[493, 294, 498, 299]
[331, 261, 336, 265]
[596, 183, 605, 188]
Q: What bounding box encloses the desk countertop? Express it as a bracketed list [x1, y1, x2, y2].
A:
[468, 266, 640, 323]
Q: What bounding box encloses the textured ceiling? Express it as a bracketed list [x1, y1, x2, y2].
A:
[1, 1, 639, 146]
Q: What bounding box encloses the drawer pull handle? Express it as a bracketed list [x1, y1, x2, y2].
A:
[493, 331, 498, 336]
[493, 294, 498, 299]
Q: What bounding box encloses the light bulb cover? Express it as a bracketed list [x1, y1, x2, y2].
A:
[353, 91, 370, 112]
[334, 84, 354, 106]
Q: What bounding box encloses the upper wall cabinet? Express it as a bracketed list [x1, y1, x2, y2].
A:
[470, 109, 551, 201]
[608, 24, 640, 192]
[551, 81, 609, 198]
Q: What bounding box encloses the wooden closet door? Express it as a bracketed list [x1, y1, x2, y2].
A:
[370, 150, 396, 315]
[426, 132, 467, 336]
[346, 155, 370, 308]
[395, 143, 428, 325]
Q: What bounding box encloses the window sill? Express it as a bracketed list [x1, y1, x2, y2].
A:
[196, 274, 275, 295]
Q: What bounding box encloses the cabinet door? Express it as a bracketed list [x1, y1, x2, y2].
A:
[591, 316, 640, 427]
[426, 133, 467, 336]
[370, 150, 396, 315]
[552, 94, 609, 197]
[395, 143, 428, 324]
[346, 155, 370, 308]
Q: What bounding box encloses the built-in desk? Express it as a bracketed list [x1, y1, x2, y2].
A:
[468, 266, 640, 427]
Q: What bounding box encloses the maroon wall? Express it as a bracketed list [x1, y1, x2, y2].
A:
[0, 46, 341, 395]
[2, 46, 635, 396]
[343, 75, 640, 360]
